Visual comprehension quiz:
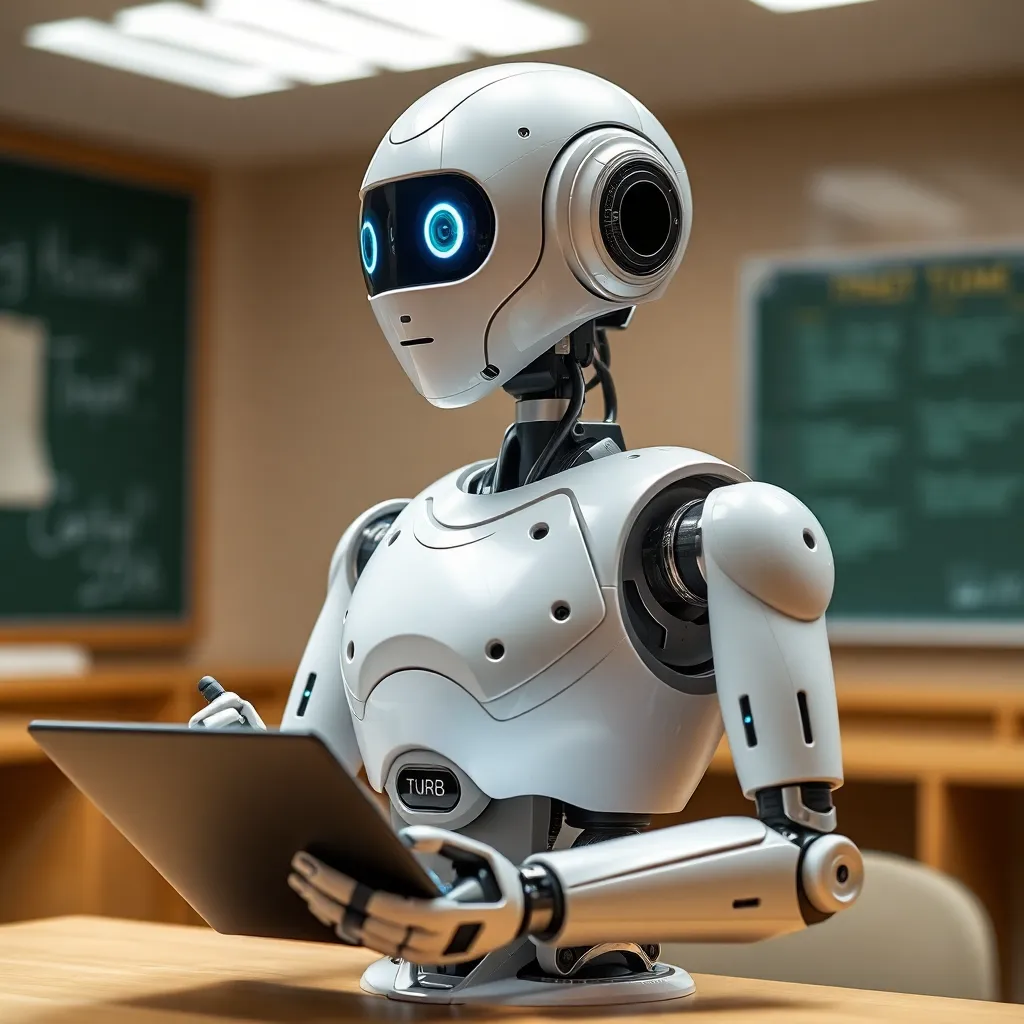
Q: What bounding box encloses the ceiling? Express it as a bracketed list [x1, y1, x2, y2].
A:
[0, 0, 1022, 166]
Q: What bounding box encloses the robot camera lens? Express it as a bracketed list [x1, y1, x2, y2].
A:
[423, 202, 465, 260]
[619, 180, 672, 258]
[599, 160, 681, 277]
[360, 219, 378, 275]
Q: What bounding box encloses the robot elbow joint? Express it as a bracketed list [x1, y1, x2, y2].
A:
[799, 833, 863, 921]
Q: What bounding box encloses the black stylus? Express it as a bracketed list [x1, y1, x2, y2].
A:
[197, 676, 250, 728]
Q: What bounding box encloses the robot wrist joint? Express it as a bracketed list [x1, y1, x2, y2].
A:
[756, 782, 836, 837]
[518, 863, 563, 941]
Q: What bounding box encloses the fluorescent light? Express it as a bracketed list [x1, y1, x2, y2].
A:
[26, 18, 288, 96]
[117, 3, 375, 85]
[207, 0, 471, 72]
[325, 0, 587, 56]
[810, 169, 964, 232]
[748, 0, 876, 11]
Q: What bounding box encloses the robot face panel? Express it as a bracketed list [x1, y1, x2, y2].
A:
[359, 174, 496, 296]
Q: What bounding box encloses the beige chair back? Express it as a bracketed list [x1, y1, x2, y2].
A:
[659, 851, 998, 1000]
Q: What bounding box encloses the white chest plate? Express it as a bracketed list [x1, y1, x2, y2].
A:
[344, 447, 749, 812]
[341, 489, 605, 708]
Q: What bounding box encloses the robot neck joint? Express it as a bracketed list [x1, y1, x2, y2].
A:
[516, 398, 570, 423]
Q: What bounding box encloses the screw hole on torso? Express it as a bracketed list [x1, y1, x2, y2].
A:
[346, 641, 355, 660]
[803, 529, 816, 550]
[388, 530, 400, 546]
[530, 523, 549, 540]
[552, 602, 571, 622]
[486, 641, 506, 661]
[627, 453, 640, 459]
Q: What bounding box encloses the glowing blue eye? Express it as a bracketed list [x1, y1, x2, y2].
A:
[360, 219, 378, 275]
[423, 202, 464, 259]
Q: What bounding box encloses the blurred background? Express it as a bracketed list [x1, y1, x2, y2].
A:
[0, 0, 1023, 1005]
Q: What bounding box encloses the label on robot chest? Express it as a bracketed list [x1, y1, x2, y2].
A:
[397, 766, 461, 812]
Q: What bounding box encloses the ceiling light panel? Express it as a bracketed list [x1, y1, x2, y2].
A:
[748, 0, 876, 10]
[325, 0, 588, 56]
[117, 2, 375, 85]
[207, 0, 472, 72]
[26, 18, 288, 97]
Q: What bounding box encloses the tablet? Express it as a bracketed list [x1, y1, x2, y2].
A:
[29, 722, 439, 942]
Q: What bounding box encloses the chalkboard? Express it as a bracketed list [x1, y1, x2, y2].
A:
[0, 132, 203, 648]
[743, 245, 1024, 645]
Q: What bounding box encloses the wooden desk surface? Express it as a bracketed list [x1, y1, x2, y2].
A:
[0, 917, 1017, 1023]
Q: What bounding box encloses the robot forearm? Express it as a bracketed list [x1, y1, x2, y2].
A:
[522, 817, 862, 949]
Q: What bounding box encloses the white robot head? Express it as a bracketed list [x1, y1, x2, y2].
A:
[359, 63, 692, 408]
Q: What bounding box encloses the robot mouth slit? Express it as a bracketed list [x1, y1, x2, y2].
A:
[400, 337, 434, 347]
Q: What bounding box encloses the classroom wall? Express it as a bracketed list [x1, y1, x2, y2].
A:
[196, 77, 1024, 689]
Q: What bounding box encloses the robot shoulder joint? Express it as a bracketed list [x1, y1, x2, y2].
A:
[327, 499, 410, 591]
[702, 482, 833, 621]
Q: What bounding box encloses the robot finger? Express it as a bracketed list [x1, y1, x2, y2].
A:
[290, 851, 359, 906]
[361, 889, 449, 934]
[359, 916, 409, 948]
[361, 919, 413, 958]
[198, 708, 246, 730]
[287, 873, 343, 930]
[399, 824, 460, 857]
[189, 691, 243, 725]
[236, 699, 266, 730]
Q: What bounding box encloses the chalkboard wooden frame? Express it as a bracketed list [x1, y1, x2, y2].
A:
[0, 123, 208, 650]
[740, 240, 1024, 647]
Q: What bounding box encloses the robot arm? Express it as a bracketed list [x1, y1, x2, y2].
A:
[189, 500, 408, 776]
[289, 480, 861, 964]
[656, 480, 844, 833]
[289, 814, 860, 964]
[518, 482, 861, 954]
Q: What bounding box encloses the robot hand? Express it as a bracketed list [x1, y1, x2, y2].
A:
[288, 826, 525, 964]
[188, 688, 266, 731]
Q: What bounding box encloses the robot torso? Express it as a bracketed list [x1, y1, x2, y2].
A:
[341, 446, 747, 817]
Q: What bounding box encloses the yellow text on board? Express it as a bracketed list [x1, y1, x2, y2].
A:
[829, 268, 915, 304]
[927, 263, 1009, 298]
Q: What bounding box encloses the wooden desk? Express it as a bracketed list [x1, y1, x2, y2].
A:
[0, 665, 1023, 998]
[0, 916, 1016, 1023]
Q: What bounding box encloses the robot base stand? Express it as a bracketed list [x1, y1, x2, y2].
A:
[360, 940, 696, 1007]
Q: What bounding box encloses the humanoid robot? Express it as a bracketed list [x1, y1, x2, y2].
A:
[192, 63, 863, 1006]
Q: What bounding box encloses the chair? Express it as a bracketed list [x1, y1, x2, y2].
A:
[658, 851, 998, 1000]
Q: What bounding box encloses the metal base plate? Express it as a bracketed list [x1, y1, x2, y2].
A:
[360, 955, 696, 1006]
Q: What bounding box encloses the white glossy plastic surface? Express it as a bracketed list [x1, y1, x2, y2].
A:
[345, 448, 735, 813]
[341, 493, 605, 706]
[360, 64, 691, 407]
[278, 500, 408, 775]
[361, 954, 696, 1005]
[702, 483, 844, 797]
[527, 817, 806, 947]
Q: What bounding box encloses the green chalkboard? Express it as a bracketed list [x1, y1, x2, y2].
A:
[0, 142, 200, 646]
[744, 246, 1024, 645]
